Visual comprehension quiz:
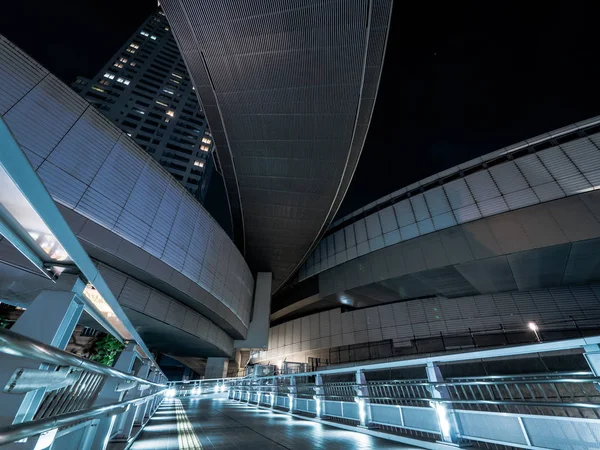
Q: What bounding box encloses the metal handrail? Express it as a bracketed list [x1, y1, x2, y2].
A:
[0, 328, 166, 388]
[445, 371, 593, 381]
[306, 377, 600, 388]
[0, 389, 165, 446]
[321, 394, 600, 409]
[169, 376, 243, 385]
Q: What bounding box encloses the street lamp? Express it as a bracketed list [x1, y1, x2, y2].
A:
[528, 322, 541, 342]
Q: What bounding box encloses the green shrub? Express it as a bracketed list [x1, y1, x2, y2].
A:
[90, 334, 125, 366]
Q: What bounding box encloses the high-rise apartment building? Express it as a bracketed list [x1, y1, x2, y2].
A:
[71, 10, 214, 202]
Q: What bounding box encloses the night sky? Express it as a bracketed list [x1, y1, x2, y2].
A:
[2, 1, 599, 221]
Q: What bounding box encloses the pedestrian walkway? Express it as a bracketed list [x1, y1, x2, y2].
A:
[130, 397, 418, 449]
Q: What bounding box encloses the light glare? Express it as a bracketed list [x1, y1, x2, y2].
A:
[165, 388, 177, 398]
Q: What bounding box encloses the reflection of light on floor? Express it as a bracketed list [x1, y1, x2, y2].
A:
[143, 423, 178, 433]
[174, 398, 203, 449]
[147, 415, 177, 421]
[326, 428, 372, 444]
[130, 437, 173, 449]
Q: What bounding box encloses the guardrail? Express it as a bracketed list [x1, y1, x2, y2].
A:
[167, 377, 234, 397]
[0, 328, 167, 449]
[226, 335, 600, 449]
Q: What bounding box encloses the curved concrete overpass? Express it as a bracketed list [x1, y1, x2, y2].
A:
[0, 35, 252, 356]
[299, 117, 600, 282]
[161, 0, 394, 291]
[267, 117, 600, 321]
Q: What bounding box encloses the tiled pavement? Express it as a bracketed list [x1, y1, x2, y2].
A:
[130, 396, 419, 449]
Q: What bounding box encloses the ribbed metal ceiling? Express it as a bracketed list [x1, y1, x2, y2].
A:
[161, 0, 393, 291]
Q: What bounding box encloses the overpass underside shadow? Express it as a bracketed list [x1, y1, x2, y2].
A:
[130, 397, 416, 450]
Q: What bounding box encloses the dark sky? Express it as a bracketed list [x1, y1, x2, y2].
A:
[339, 1, 600, 216]
[0, 1, 155, 83]
[2, 1, 599, 222]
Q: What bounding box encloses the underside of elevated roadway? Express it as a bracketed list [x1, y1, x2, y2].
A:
[161, 0, 394, 292]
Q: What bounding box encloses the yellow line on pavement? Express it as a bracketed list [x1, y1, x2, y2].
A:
[174, 398, 203, 449]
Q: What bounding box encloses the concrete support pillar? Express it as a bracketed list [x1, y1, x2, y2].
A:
[426, 362, 465, 446]
[89, 343, 141, 450]
[355, 369, 372, 427]
[205, 357, 229, 379]
[0, 282, 84, 450]
[314, 374, 323, 419]
[233, 272, 272, 349]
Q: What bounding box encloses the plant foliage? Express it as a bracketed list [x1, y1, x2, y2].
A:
[90, 334, 124, 366]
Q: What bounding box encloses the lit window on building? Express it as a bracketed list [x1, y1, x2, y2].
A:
[140, 31, 149, 37]
[163, 89, 174, 95]
[200, 145, 210, 152]
[156, 101, 169, 107]
[166, 110, 175, 117]
[116, 77, 130, 85]
[113, 63, 123, 68]
[129, 43, 139, 49]
[169, 79, 180, 84]
[164, 27, 170, 31]
[91, 86, 105, 93]
[130, 62, 137, 67]
[126, 48, 136, 54]
[103, 73, 115, 80]
[135, 110, 145, 115]
[150, 35, 157, 40]
[194, 160, 204, 168]
[99, 80, 109, 86]
[202, 137, 211, 144]
[119, 57, 128, 63]
[171, 73, 183, 79]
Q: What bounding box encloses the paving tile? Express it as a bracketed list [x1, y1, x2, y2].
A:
[131, 397, 417, 450]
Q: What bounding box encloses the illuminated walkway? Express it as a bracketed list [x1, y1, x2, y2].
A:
[131, 397, 417, 449]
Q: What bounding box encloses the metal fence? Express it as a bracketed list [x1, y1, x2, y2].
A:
[33, 369, 106, 420]
[227, 335, 600, 449]
[0, 328, 167, 448]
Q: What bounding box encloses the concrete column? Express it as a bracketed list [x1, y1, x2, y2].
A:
[0, 282, 84, 450]
[355, 369, 372, 427]
[426, 362, 464, 446]
[89, 343, 141, 450]
[233, 272, 272, 349]
[205, 357, 229, 379]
